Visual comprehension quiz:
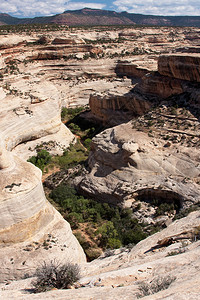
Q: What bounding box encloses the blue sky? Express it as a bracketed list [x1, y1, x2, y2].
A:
[0, 0, 200, 18]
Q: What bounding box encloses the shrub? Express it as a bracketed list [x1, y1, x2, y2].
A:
[28, 149, 51, 171]
[53, 142, 87, 169]
[85, 248, 102, 261]
[32, 261, 80, 293]
[74, 232, 91, 250]
[68, 122, 81, 133]
[61, 106, 85, 121]
[96, 221, 119, 248]
[83, 138, 92, 150]
[106, 238, 122, 249]
[137, 275, 176, 298]
[155, 203, 175, 216]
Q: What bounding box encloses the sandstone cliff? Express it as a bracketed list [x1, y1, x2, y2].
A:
[158, 54, 200, 82]
[0, 144, 86, 282]
[0, 76, 75, 159]
[0, 26, 199, 293]
[89, 54, 200, 125]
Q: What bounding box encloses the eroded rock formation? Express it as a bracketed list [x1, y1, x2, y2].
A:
[158, 54, 200, 82]
[76, 122, 200, 211]
[0, 26, 200, 293]
[77, 53, 200, 223]
[89, 53, 200, 124]
[0, 76, 75, 159]
[0, 146, 86, 282]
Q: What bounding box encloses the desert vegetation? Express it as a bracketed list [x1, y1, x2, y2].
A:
[27, 104, 200, 261]
[49, 183, 149, 260]
[0, 23, 68, 34]
[137, 276, 176, 298]
[32, 260, 80, 292]
[0, 19, 199, 299]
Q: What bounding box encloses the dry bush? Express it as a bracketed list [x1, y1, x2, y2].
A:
[32, 260, 80, 293]
[137, 275, 176, 298]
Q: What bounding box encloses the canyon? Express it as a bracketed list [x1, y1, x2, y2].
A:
[0, 23, 199, 299]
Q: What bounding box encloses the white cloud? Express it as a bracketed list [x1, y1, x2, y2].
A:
[64, 2, 105, 10]
[113, 0, 200, 16]
[0, 0, 105, 17]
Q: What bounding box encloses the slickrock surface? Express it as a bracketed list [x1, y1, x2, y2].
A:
[76, 121, 200, 211]
[0, 75, 75, 158]
[0, 211, 200, 299]
[0, 147, 86, 282]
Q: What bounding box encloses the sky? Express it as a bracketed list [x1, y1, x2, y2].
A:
[0, 0, 200, 18]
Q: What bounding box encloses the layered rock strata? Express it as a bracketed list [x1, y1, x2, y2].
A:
[89, 92, 151, 125]
[158, 54, 200, 82]
[89, 54, 200, 124]
[76, 121, 200, 212]
[0, 78, 74, 159]
[0, 145, 86, 282]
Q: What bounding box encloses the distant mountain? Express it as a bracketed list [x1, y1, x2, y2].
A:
[0, 8, 200, 27]
[0, 13, 24, 25]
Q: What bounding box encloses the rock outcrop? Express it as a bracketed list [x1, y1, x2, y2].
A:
[89, 54, 200, 124]
[0, 25, 199, 299]
[1, 210, 200, 299]
[0, 145, 86, 282]
[76, 121, 200, 214]
[158, 54, 200, 82]
[115, 61, 150, 78]
[89, 92, 151, 125]
[0, 78, 74, 159]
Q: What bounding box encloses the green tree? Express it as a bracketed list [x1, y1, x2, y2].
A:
[28, 149, 51, 171]
[97, 221, 119, 248]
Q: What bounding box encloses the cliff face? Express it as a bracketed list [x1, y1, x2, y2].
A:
[89, 54, 200, 125]
[89, 92, 151, 125]
[158, 54, 200, 82]
[136, 73, 184, 98]
[115, 61, 149, 78]
[0, 145, 86, 282]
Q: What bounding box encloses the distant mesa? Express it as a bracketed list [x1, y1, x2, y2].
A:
[0, 8, 200, 27]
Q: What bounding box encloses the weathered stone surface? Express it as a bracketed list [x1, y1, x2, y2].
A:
[76, 122, 200, 208]
[0, 26, 199, 299]
[115, 61, 150, 78]
[52, 38, 85, 45]
[0, 35, 27, 50]
[136, 72, 184, 98]
[158, 54, 200, 82]
[0, 150, 86, 281]
[89, 92, 151, 125]
[89, 53, 200, 124]
[0, 79, 74, 157]
[0, 211, 200, 299]
[0, 140, 14, 169]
